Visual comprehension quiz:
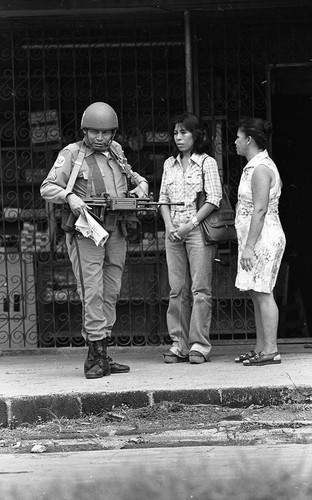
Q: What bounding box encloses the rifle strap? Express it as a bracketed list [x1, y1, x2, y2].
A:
[67, 144, 87, 193]
[108, 143, 138, 187]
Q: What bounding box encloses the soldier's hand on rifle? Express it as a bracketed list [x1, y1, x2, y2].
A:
[130, 180, 149, 198]
[66, 193, 90, 217]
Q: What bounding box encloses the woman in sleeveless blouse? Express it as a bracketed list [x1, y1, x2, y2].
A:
[234, 117, 286, 366]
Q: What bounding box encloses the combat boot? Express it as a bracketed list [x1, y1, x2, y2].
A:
[108, 356, 130, 373]
[84, 339, 111, 379]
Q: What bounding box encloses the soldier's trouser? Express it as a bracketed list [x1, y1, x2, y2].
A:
[66, 226, 127, 342]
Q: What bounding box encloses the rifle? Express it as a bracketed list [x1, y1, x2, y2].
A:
[82, 195, 184, 233]
[61, 195, 184, 235]
[83, 194, 184, 214]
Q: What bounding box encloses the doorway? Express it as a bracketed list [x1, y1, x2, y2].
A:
[267, 63, 312, 336]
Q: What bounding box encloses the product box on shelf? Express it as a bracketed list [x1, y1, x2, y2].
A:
[20, 222, 50, 253]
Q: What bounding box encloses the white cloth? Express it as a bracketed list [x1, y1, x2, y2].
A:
[75, 208, 109, 247]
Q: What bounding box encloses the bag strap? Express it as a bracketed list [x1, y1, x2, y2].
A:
[200, 153, 209, 192]
[67, 144, 87, 192]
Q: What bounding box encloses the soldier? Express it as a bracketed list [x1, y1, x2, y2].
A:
[41, 102, 148, 378]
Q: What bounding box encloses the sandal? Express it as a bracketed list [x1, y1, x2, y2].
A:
[234, 349, 257, 363]
[163, 352, 189, 364]
[243, 351, 281, 366]
[189, 350, 208, 364]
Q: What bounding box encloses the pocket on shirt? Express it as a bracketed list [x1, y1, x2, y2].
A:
[166, 178, 176, 198]
[186, 172, 201, 198]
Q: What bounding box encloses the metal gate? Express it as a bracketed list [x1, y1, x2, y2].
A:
[0, 13, 311, 349]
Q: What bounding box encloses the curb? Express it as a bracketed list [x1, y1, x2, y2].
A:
[1, 385, 312, 428]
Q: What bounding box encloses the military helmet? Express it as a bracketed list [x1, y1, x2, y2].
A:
[80, 102, 118, 130]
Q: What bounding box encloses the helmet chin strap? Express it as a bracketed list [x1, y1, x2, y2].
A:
[105, 130, 116, 150]
[109, 129, 117, 144]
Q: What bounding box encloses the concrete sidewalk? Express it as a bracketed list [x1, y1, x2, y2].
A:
[0, 344, 311, 427]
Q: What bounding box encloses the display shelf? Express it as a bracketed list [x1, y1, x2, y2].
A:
[2, 208, 48, 222]
[35, 248, 170, 342]
[0, 252, 37, 349]
[144, 131, 170, 143]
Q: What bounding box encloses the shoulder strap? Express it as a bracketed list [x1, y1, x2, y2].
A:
[67, 143, 87, 192]
[201, 153, 209, 191]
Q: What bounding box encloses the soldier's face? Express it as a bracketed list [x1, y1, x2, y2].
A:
[84, 128, 114, 151]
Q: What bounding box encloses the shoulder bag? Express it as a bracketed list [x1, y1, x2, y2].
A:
[196, 158, 237, 244]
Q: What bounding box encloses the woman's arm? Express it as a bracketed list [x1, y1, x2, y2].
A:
[160, 204, 175, 230]
[159, 160, 181, 239]
[241, 164, 273, 271]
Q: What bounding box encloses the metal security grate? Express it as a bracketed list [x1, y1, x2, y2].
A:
[0, 18, 186, 348]
[0, 13, 311, 348]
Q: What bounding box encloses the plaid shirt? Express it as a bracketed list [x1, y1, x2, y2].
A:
[158, 152, 222, 219]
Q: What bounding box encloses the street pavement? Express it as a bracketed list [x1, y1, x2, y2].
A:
[0, 343, 311, 426]
[2, 445, 312, 498]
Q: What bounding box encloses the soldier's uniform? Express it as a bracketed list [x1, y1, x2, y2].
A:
[41, 102, 148, 378]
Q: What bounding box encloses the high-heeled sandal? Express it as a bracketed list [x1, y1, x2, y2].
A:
[234, 349, 257, 363]
[243, 351, 281, 366]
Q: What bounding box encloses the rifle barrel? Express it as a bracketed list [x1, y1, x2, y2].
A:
[147, 202, 184, 206]
[84, 197, 184, 207]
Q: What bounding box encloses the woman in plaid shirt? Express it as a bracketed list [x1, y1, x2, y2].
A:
[159, 112, 222, 364]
